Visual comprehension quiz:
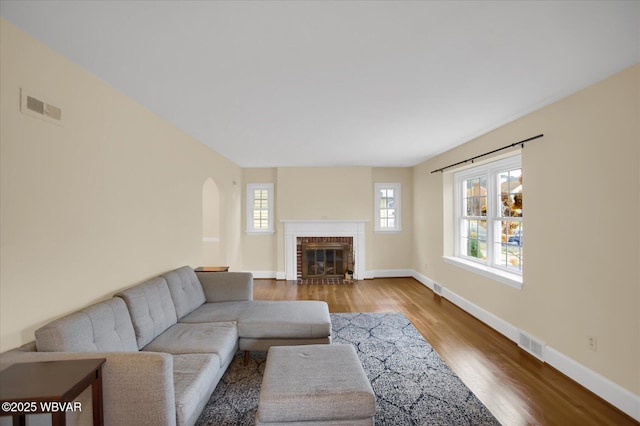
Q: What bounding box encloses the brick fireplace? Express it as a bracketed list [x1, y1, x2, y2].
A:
[282, 220, 366, 281]
[297, 236, 353, 279]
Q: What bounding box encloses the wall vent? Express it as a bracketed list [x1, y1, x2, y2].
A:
[518, 330, 545, 361]
[433, 282, 443, 296]
[20, 89, 63, 125]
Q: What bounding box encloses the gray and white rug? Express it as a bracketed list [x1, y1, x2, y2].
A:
[196, 312, 500, 425]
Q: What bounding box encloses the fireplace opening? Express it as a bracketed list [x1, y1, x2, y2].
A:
[302, 243, 350, 278]
[286, 222, 364, 281]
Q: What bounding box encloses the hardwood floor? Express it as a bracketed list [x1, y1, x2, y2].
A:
[254, 277, 638, 426]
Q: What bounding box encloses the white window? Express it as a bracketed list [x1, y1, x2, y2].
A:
[246, 183, 274, 234]
[374, 183, 401, 232]
[450, 155, 523, 286]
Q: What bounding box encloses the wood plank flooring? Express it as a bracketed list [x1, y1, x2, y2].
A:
[253, 277, 638, 426]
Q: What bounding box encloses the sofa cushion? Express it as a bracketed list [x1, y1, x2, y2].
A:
[163, 266, 206, 319]
[35, 298, 138, 352]
[116, 276, 178, 349]
[142, 322, 238, 366]
[178, 300, 256, 324]
[238, 301, 331, 339]
[173, 353, 220, 426]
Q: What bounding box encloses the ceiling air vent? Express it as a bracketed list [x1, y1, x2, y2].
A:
[20, 89, 63, 125]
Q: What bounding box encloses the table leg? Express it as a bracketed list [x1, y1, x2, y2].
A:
[12, 414, 26, 426]
[92, 367, 104, 426]
[51, 411, 66, 426]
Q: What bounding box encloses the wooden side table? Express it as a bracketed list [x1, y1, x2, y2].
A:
[195, 266, 229, 272]
[0, 358, 106, 426]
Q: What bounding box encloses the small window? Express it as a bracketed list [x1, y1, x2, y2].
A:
[374, 183, 401, 232]
[246, 183, 274, 234]
[453, 155, 523, 280]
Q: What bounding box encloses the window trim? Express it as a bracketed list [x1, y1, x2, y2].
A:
[374, 183, 402, 233]
[452, 155, 523, 288]
[246, 183, 275, 234]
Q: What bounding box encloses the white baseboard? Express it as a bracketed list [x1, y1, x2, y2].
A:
[442, 286, 520, 343]
[545, 346, 640, 421]
[247, 270, 278, 279]
[367, 269, 414, 278]
[411, 270, 640, 422]
[412, 271, 434, 290]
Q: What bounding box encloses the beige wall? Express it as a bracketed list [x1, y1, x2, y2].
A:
[0, 19, 243, 351]
[241, 167, 414, 275]
[412, 65, 640, 395]
[276, 167, 373, 273]
[276, 167, 373, 222]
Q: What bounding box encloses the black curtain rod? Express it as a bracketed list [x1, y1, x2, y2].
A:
[430, 134, 544, 174]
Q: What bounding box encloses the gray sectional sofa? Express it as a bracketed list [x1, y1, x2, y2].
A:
[0, 266, 332, 426]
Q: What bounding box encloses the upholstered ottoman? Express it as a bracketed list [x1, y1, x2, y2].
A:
[256, 344, 376, 425]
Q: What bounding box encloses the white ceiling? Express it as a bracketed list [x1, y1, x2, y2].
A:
[1, 1, 638, 167]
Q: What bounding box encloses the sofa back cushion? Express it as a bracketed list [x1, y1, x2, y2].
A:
[163, 266, 206, 319]
[35, 297, 138, 352]
[116, 276, 178, 349]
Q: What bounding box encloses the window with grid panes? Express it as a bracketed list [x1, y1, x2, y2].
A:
[246, 183, 274, 234]
[455, 155, 522, 274]
[374, 183, 401, 232]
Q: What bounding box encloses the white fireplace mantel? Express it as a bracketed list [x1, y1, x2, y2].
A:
[281, 220, 367, 280]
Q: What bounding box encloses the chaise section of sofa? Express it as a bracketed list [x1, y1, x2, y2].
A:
[237, 300, 332, 350]
[163, 267, 332, 360]
[176, 267, 332, 356]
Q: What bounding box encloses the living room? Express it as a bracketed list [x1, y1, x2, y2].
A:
[1, 1, 638, 425]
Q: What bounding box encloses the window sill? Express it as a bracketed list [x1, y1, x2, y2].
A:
[442, 256, 523, 289]
[246, 230, 275, 235]
[373, 228, 402, 234]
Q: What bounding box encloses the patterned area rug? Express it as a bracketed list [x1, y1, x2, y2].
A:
[196, 312, 500, 425]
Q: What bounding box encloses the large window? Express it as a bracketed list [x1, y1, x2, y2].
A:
[246, 183, 274, 234]
[453, 155, 523, 280]
[374, 183, 401, 232]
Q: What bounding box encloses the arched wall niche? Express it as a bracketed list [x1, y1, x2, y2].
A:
[202, 177, 221, 265]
